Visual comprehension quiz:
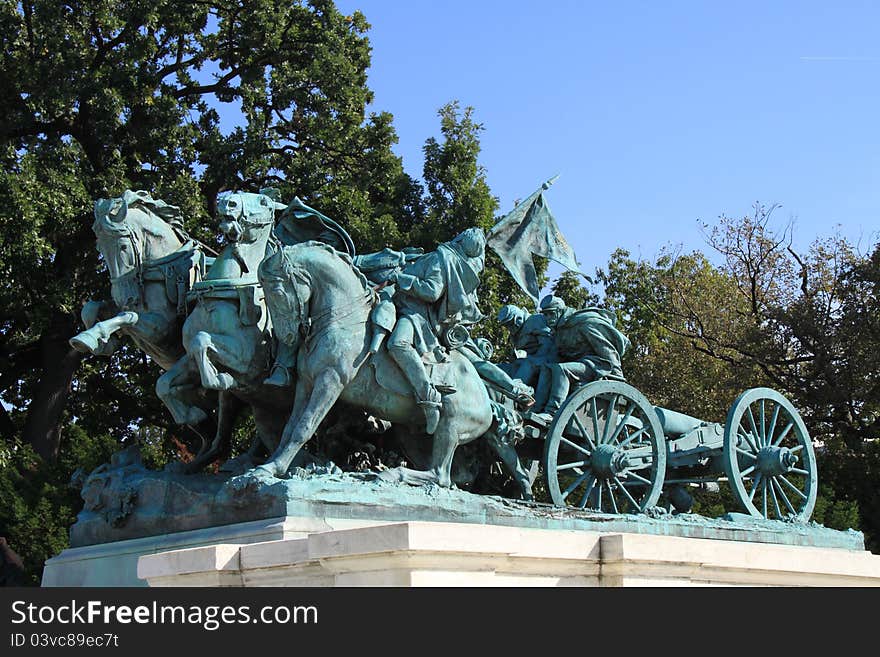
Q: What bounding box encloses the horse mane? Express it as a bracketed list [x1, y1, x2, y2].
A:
[123, 190, 190, 241]
[94, 190, 189, 242]
[260, 240, 371, 293]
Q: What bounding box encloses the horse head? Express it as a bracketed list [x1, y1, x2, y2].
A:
[212, 190, 285, 278]
[216, 190, 284, 245]
[258, 246, 312, 350]
[258, 242, 371, 353]
[92, 190, 188, 309]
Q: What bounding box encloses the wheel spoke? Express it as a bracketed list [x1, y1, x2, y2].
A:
[747, 406, 761, 447]
[606, 480, 620, 513]
[561, 470, 591, 501]
[577, 475, 597, 509]
[789, 467, 810, 476]
[778, 474, 808, 501]
[772, 420, 794, 447]
[618, 426, 647, 449]
[749, 473, 763, 502]
[614, 475, 641, 511]
[762, 479, 768, 517]
[600, 394, 618, 444]
[570, 413, 597, 450]
[773, 478, 797, 516]
[735, 446, 757, 460]
[590, 398, 600, 442]
[768, 476, 782, 518]
[790, 445, 804, 454]
[738, 427, 759, 454]
[624, 471, 652, 485]
[607, 402, 635, 446]
[559, 436, 591, 457]
[740, 465, 756, 477]
[766, 403, 781, 447]
[556, 459, 589, 472]
[760, 399, 767, 445]
[596, 481, 603, 511]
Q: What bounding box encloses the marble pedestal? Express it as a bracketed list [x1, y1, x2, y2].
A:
[137, 520, 880, 587]
[42, 516, 387, 587]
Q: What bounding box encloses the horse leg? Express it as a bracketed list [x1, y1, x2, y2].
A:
[190, 331, 235, 391]
[252, 403, 288, 456]
[260, 369, 344, 477]
[70, 311, 138, 356]
[486, 433, 534, 501]
[156, 356, 208, 425]
[427, 414, 460, 488]
[185, 391, 245, 473]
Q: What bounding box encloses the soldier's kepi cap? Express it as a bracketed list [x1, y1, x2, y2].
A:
[539, 294, 566, 313]
[497, 304, 527, 326]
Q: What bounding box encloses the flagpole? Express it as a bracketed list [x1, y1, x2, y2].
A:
[490, 174, 560, 232]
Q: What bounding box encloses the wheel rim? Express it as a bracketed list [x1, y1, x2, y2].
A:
[544, 380, 666, 513]
[723, 388, 817, 521]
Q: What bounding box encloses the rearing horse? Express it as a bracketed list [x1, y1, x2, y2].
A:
[71, 190, 209, 370]
[70, 191, 221, 451]
[254, 241, 506, 489]
[156, 191, 293, 471]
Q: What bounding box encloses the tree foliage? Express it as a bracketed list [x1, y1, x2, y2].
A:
[550, 270, 596, 309]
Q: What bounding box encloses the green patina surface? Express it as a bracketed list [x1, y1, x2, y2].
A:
[68, 451, 862, 552]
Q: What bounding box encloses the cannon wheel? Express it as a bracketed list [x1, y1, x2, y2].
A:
[544, 380, 666, 513]
[723, 388, 817, 521]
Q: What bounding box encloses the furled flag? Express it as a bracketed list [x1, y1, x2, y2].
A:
[486, 176, 580, 305]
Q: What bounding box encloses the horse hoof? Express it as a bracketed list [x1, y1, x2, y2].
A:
[252, 463, 280, 479]
[69, 333, 98, 354]
[263, 365, 292, 387]
[218, 453, 258, 475]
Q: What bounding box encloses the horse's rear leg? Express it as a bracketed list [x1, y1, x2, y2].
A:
[191, 331, 235, 390]
[261, 369, 344, 477]
[157, 356, 208, 425]
[487, 434, 534, 501]
[186, 391, 244, 473]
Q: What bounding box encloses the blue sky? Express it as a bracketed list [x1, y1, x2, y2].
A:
[332, 0, 880, 285]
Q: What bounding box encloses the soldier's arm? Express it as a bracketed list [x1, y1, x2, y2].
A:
[395, 261, 444, 302]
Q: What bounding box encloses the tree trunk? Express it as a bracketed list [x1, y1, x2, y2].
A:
[22, 314, 83, 462]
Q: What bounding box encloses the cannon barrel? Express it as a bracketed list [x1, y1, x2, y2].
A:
[653, 407, 703, 437]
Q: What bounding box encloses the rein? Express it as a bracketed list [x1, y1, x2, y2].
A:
[110, 238, 203, 311]
[277, 247, 376, 349]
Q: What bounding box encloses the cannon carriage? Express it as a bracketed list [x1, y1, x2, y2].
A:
[515, 380, 818, 521]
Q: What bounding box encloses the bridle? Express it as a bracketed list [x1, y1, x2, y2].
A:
[274, 248, 376, 349]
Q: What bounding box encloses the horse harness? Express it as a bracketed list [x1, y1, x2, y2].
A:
[112, 239, 208, 316]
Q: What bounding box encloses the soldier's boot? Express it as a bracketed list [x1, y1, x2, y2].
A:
[389, 343, 442, 434]
[264, 340, 296, 387]
[264, 364, 291, 387]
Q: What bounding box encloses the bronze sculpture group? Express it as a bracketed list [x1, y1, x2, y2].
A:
[71, 186, 820, 522]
